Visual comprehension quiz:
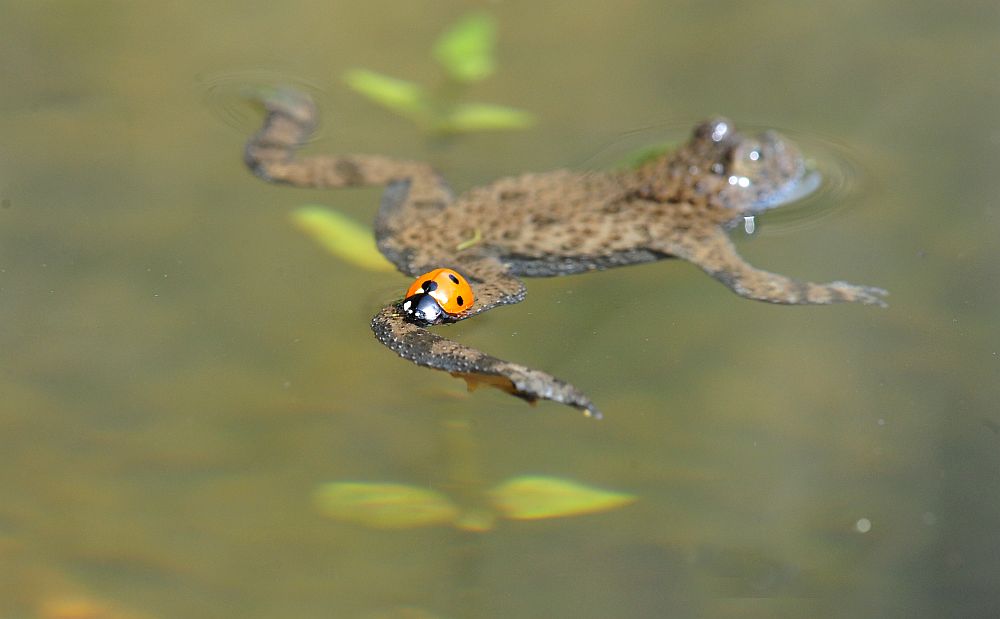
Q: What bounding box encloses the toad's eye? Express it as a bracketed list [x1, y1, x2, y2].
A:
[402, 268, 476, 324]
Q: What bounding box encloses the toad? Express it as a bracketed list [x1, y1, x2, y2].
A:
[244, 89, 886, 418]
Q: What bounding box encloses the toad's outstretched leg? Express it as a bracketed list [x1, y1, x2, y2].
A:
[244, 87, 452, 276]
[371, 254, 599, 417]
[371, 305, 600, 418]
[244, 88, 452, 205]
[658, 225, 888, 306]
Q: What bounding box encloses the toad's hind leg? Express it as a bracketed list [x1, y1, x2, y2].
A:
[371, 255, 598, 416]
[371, 306, 600, 418]
[244, 88, 451, 202]
[658, 225, 888, 306]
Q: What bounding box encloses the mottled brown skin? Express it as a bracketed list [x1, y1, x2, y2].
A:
[244, 88, 887, 418]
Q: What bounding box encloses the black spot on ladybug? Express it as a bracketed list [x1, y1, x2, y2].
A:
[422, 280, 438, 292]
[448, 273, 460, 284]
[456, 295, 464, 306]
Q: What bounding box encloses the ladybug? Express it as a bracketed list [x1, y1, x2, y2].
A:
[401, 268, 475, 325]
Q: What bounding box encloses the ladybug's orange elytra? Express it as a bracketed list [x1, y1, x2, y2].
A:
[406, 268, 474, 313]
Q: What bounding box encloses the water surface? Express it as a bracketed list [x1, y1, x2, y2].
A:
[2, 2, 998, 618]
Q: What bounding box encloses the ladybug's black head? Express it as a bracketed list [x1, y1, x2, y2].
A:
[401, 292, 446, 326]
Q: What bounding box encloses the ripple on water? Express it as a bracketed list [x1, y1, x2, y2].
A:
[749, 126, 868, 236]
[196, 68, 329, 141]
[576, 122, 868, 237]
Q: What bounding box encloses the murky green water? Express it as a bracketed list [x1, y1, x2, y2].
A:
[2, 2, 999, 618]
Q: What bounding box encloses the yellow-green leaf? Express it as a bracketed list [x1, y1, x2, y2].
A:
[489, 476, 636, 520]
[291, 205, 395, 272]
[343, 69, 426, 119]
[314, 482, 459, 529]
[438, 103, 534, 133]
[432, 13, 497, 83]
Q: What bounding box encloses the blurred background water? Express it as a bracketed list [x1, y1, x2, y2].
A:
[1, 1, 998, 618]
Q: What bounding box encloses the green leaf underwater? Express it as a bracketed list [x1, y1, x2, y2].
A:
[343, 69, 426, 121]
[432, 12, 497, 83]
[438, 103, 535, 133]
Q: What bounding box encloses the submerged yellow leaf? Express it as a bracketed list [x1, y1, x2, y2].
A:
[489, 476, 636, 520]
[314, 482, 459, 529]
[291, 205, 395, 272]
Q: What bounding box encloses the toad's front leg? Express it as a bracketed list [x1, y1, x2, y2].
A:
[371, 305, 600, 418]
[659, 225, 889, 306]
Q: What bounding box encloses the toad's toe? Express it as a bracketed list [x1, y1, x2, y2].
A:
[829, 281, 889, 307]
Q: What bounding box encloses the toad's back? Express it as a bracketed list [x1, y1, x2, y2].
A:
[403, 117, 800, 275]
